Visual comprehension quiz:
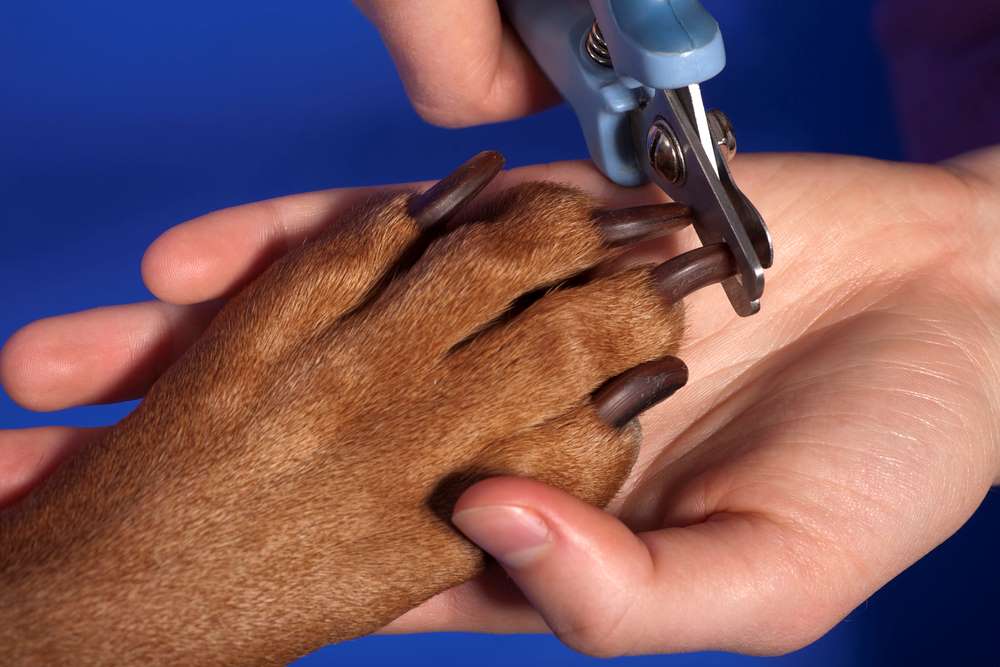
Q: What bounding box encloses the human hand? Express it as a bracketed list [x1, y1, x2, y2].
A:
[386, 147, 1000, 655]
[3, 148, 999, 656]
[353, 0, 559, 127]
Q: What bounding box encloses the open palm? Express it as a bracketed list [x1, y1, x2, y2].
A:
[2, 150, 998, 656]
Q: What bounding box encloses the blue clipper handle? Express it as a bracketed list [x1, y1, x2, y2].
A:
[501, 0, 727, 186]
[590, 0, 726, 90]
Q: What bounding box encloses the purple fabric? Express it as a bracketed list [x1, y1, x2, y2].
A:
[874, 0, 1000, 161]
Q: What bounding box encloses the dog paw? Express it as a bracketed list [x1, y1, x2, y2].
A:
[1, 152, 736, 665]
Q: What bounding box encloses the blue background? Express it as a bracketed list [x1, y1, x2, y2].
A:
[1, 1, 996, 664]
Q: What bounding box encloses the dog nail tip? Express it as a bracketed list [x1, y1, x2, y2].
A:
[594, 357, 689, 428]
[652, 244, 736, 305]
[595, 204, 693, 247]
[410, 151, 506, 230]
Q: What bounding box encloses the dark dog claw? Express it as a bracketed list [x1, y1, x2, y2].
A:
[594, 356, 689, 428]
[594, 203, 692, 247]
[652, 244, 737, 305]
[409, 151, 506, 230]
[591, 245, 733, 427]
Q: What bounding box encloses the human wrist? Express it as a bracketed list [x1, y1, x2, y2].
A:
[968, 172, 1000, 486]
[955, 162, 1000, 486]
[970, 233, 1000, 489]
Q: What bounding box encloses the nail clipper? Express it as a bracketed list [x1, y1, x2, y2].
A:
[502, 0, 773, 316]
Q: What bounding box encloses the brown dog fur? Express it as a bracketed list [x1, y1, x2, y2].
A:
[0, 181, 684, 665]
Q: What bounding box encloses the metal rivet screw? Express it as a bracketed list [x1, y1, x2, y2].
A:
[708, 110, 737, 161]
[648, 119, 686, 184]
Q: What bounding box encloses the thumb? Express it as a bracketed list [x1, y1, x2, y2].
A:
[451, 476, 655, 657]
[452, 477, 839, 657]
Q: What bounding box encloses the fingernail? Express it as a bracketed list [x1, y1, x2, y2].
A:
[452, 505, 552, 568]
[594, 356, 689, 428]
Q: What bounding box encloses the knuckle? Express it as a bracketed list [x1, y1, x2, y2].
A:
[487, 183, 600, 250]
[526, 296, 595, 357]
[571, 275, 680, 355]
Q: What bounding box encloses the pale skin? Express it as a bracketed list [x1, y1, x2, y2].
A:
[3, 1, 1000, 657]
